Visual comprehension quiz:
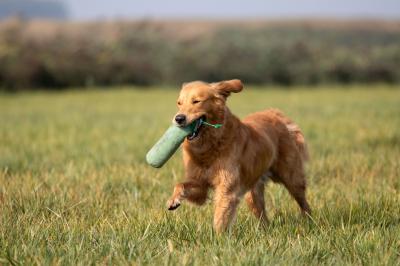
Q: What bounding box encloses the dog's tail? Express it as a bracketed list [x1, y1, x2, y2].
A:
[271, 109, 310, 161]
[286, 122, 309, 161]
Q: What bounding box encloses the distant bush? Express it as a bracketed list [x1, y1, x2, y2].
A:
[0, 18, 399, 90]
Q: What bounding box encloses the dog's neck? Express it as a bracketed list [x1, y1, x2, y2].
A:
[183, 107, 240, 167]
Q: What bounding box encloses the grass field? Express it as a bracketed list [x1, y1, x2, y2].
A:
[0, 85, 399, 265]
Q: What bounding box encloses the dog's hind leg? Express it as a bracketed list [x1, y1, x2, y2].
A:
[167, 180, 209, 210]
[244, 174, 269, 225]
[281, 172, 311, 216]
[285, 182, 311, 215]
[272, 149, 311, 216]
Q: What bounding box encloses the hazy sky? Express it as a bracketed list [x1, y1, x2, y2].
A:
[63, 0, 400, 20]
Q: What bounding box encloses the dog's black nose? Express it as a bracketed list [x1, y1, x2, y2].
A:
[175, 114, 186, 125]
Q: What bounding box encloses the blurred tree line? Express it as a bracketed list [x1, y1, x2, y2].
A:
[0, 18, 399, 91]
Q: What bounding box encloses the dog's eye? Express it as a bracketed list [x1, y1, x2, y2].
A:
[177, 101, 182, 105]
[192, 100, 201, 104]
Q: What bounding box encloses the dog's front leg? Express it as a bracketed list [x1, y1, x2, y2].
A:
[213, 186, 241, 233]
[167, 180, 208, 210]
[213, 170, 242, 233]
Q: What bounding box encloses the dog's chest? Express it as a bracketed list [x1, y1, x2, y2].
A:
[186, 162, 220, 184]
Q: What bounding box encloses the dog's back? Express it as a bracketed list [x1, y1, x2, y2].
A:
[243, 108, 308, 161]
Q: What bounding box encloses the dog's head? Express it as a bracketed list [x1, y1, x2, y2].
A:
[173, 79, 243, 140]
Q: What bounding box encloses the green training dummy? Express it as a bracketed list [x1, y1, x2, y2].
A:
[146, 118, 222, 168]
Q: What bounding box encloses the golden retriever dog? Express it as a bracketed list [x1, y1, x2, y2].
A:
[167, 79, 311, 233]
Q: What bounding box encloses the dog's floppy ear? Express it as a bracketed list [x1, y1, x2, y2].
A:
[212, 79, 243, 98]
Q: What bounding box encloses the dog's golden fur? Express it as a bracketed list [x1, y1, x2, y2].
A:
[167, 79, 311, 233]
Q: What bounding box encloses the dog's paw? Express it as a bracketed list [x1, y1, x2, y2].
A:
[167, 198, 181, 211]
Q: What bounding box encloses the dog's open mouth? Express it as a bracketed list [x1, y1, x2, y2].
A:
[187, 115, 206, 140]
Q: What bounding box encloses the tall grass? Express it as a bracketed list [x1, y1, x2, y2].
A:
[0, 85, 399, 264]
